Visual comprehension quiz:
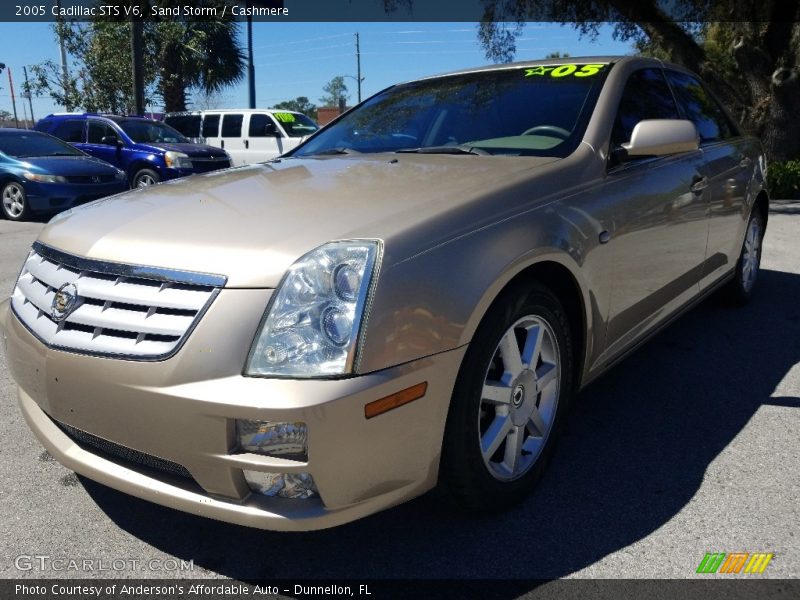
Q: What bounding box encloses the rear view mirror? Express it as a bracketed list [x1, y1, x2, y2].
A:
[100, 135, 120, 146]
[264, 123, 282, 138]
[622, 119, 699, 157]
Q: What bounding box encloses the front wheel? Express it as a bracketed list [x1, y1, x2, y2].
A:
[440, 282, 573, 510]
[721, 209, 764, 304]
[1, 181, 30, 221]
[131, 168, 161, 188]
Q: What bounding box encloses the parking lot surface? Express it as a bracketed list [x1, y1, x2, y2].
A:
[0, 204, 798, 581]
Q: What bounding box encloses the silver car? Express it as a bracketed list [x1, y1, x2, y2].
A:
[0, 56, 767, 530]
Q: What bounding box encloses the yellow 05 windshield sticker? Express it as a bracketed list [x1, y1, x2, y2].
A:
[524, 64, 606, 78]
[274, 112, 296, 122]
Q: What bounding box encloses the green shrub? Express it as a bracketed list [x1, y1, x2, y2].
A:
[768, 160, 800, 199]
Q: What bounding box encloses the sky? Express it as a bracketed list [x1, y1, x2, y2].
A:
[0, 21, 634, 120]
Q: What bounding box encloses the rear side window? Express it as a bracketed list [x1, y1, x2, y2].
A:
[87, 121, 116, 144]
[248, 113, 278, 137]
[202, 114, 220, 137]
[221, 114, 243, 137]
[165, 115, 201, 138]
[611, 68, 680, 147]
[52, 119, 85, 143]
[665, 70, 737, 143]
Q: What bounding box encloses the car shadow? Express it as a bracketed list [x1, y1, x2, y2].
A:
[80, 268, 800, 585]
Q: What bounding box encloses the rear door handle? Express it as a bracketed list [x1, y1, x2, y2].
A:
[244, 139, 249, 149]
[739, 157, 753, 169]
[691, 175, 708, 194]
[220, 140, 225, 149]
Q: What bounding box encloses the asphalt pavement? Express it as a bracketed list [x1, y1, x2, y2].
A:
[0, 204, 798, 584]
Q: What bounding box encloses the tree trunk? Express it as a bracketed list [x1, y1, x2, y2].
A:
[161, 75, 187, 113]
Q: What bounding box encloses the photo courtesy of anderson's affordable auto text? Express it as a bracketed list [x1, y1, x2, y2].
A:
[0, 1, 797, 599]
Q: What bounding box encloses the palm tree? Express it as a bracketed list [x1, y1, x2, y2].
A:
[154, 17, 246, 112]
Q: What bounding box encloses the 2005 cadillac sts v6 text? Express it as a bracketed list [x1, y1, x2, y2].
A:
[0, 57, 767, 530]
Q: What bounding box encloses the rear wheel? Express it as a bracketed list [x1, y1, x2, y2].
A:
[132, 168, 160, 188]
[440, 282, 573, 510]
[722, 209, 764, 304]
[1, 181, 30, 221]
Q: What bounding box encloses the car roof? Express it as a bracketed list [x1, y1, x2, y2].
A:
[398, 55, 663, 84]
[41, 113, 157, 123]
[163, 109, 303, 116]
[0, 128, 48, 136]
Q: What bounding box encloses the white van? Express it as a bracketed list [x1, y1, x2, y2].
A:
[163, 109, 319, 166]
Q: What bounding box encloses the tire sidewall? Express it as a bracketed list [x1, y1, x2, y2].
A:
[132, 168, 160, 188]
[441, 282, 574, 508]
[732, 210, 764, 302]
[1, 180, 29, 221]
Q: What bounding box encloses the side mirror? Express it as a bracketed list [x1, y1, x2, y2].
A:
[622, 119, 699, 157]
[264, 123, 282, 138]
[100, 134, 120, 147]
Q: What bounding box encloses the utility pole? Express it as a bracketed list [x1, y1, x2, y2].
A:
[56, 0, 72, 110]
[23, 66, 35, 124]
[131, 21, 145, 116]
[247, 5, 256, 109]
[7, 68, 19, 128]
[355, 32, 362, 103]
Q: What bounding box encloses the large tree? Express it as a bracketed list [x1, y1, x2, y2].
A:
[28, 6, 245, 113]
[319, 76, 350, 108]
[476, 0, 800, 162]
[274, 96, 318, 120]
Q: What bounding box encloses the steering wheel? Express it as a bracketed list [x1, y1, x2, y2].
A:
[521, 125, 571, 139]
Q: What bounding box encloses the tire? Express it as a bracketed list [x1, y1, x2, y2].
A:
[440, 281, 574, 510]
[131, 168, 161, 188]
[721, 209, 764, 305]
[1, 180, 30, 221]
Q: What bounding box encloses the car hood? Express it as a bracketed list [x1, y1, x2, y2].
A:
[135, 142, 228, 158]
[39, 154, 559, 288]
[16, 155, 121, 176]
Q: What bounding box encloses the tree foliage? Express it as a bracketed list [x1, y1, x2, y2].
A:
[476, 0, 800, 161]
[319, 76, 350, 108]
[274, 96, 318, 120]
[27, 4, 245, 114]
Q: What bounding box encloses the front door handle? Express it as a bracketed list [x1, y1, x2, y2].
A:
[244, 139, 249, 149]
[691, 175, 708, 194]
[599, 230, 611, 244]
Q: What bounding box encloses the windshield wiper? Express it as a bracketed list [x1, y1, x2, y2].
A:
[310, 147, 359, 156]
[396, 145, 489, 156]
[49, 152, 77, 156]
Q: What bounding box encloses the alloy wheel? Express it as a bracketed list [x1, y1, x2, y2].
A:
[2, 183, 26, 218]
[478, 315, 561, 481]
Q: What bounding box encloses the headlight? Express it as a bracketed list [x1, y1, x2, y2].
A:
[23, 172, 67, 183]
[246, 240, 381, 378]
[164, 151, 193, 169]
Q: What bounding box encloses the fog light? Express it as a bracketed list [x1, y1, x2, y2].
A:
[243, 471, 318, 499]
[236, 419, 307, 459]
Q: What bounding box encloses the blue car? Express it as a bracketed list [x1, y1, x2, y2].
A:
[0, 129, 128, 221]
[35, 113, 231, 188]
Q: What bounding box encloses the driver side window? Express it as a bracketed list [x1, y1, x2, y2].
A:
[611, 68, 680, 149]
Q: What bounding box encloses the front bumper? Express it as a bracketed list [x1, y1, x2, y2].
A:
[23, 180, 128, 212]
[0, 296, 465, 531]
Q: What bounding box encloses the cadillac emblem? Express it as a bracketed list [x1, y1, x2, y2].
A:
[51, 283, 79, 321]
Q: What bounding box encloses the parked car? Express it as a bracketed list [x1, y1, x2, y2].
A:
[35, 113, 231, 188]
[0, 129, 127, 221]
[164, 109, 319, 165]
[1, 56, 767, 530]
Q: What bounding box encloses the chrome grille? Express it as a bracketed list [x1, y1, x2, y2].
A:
[11, 242, 225, 360]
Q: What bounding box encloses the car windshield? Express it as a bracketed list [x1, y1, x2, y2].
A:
[119, 120, 189, 144]
[294, 63, 608, 158]
[272, 112, 319, 137]
[0, 132, 84, 158]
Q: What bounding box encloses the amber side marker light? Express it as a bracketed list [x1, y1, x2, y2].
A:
[365, 382, 428, 419]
